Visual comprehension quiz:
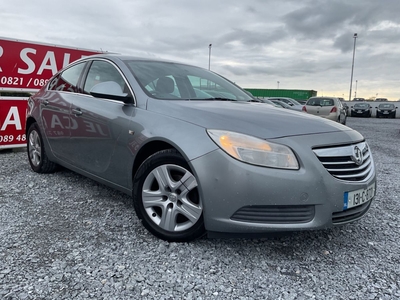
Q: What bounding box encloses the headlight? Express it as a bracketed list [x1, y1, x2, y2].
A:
[207, 129, 299, 169]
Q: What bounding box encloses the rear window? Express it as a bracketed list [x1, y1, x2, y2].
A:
[307, 98, 334, 106]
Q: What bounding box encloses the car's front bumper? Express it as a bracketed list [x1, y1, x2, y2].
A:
[190, 131, 376, 236]
[351, 110, 370, 117]
[377, 111, 396, 117]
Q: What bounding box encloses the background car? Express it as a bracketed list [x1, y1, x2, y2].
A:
[256, 98, 281, 107]
[353, 97, 366, 101]
[270, 99, 293, 109]
[302, 96, 347, 124]
[351, 102, 372, 117]
[26, 54, 375, 242]
[376, 103, 397, 118]
[375, 98, 388, 102]
[267, 97, 304, 111]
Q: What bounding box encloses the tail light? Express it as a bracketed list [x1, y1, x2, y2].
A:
[330, 106, 337, 113]
[302, 106, 307, 112]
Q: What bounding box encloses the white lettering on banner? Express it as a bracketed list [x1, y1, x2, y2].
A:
[0, 46, 3, 72]
[1, 107, 22, 131]
[16, 48, 77, 76]
[38, 51, 58, 75]
[18, 48, 37, 74]
[63, 53, 71, 68]
[2, 44, 93, 78]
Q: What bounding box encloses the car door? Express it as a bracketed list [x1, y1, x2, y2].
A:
[68, 59, 135, 185]
[40, 62, 87, 159]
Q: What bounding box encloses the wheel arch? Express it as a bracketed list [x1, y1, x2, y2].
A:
[26, 116, 37, 135]
[131, 140, 187, 183]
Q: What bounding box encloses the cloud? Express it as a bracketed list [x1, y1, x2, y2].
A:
[1, 0, 400, 99]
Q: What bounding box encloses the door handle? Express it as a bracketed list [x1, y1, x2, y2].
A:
[72, 108, 83, 116]
[42, 100, 49, 106]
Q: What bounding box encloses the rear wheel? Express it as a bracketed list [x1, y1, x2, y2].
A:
[27, 123, 57, 173]
[133, 149, 205, 242]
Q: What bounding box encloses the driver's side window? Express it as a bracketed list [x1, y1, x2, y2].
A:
[84, 60, 127, 94]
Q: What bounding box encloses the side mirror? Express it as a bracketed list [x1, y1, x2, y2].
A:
[90, 81, 133, 103]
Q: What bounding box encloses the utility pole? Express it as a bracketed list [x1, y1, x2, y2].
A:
[349, 33, 358, 101]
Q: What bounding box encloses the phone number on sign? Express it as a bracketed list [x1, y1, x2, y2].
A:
[0, 76, 49, 87]
[0, 134, 26, 143]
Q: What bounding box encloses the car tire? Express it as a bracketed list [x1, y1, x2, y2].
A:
[133, 149, 205, 242]
[27, 123, 57, 173]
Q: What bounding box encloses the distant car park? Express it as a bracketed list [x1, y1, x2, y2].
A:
[351, 103, 372, 118]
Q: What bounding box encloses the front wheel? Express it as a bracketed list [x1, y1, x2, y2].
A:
[27, 123, 57, 173]
[133, 149, 205, 242]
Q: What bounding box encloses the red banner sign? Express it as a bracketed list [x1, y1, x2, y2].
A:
[0, 97, 28, 149]
[0, 37, 102, 92]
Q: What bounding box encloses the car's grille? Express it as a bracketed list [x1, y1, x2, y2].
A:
[332, 201, 372, 224]
[313, 141, 373, 182]
[231, 205, 315, 224]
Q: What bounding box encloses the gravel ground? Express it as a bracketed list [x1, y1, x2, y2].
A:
[1, 117, 399, 300]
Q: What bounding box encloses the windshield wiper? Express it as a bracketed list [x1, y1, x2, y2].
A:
[204, 97, 236, 101]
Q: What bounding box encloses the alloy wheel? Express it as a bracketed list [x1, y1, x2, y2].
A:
[28, 130, 41, 167]
[141, 164, 202, 232]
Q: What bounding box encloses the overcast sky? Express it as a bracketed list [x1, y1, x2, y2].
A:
[1, 0, 399, 100]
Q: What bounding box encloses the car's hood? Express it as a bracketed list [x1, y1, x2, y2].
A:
[146, 99, 352, 139]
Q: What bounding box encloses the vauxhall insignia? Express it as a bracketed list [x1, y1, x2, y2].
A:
[352, 146, 363, 166]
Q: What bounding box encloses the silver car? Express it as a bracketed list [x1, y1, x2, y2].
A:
[303, 96, 347, 125]
[267, 97, 304, 111]
[26, 54, 376, 242]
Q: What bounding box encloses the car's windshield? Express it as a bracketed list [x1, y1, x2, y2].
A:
[124, 60, 253, 101]
[354, 103, 369, 108]
[379, 104, 394, 109]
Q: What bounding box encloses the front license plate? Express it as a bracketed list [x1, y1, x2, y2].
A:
[344, 183, 375, 210]
[383, 111, 389, 114]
